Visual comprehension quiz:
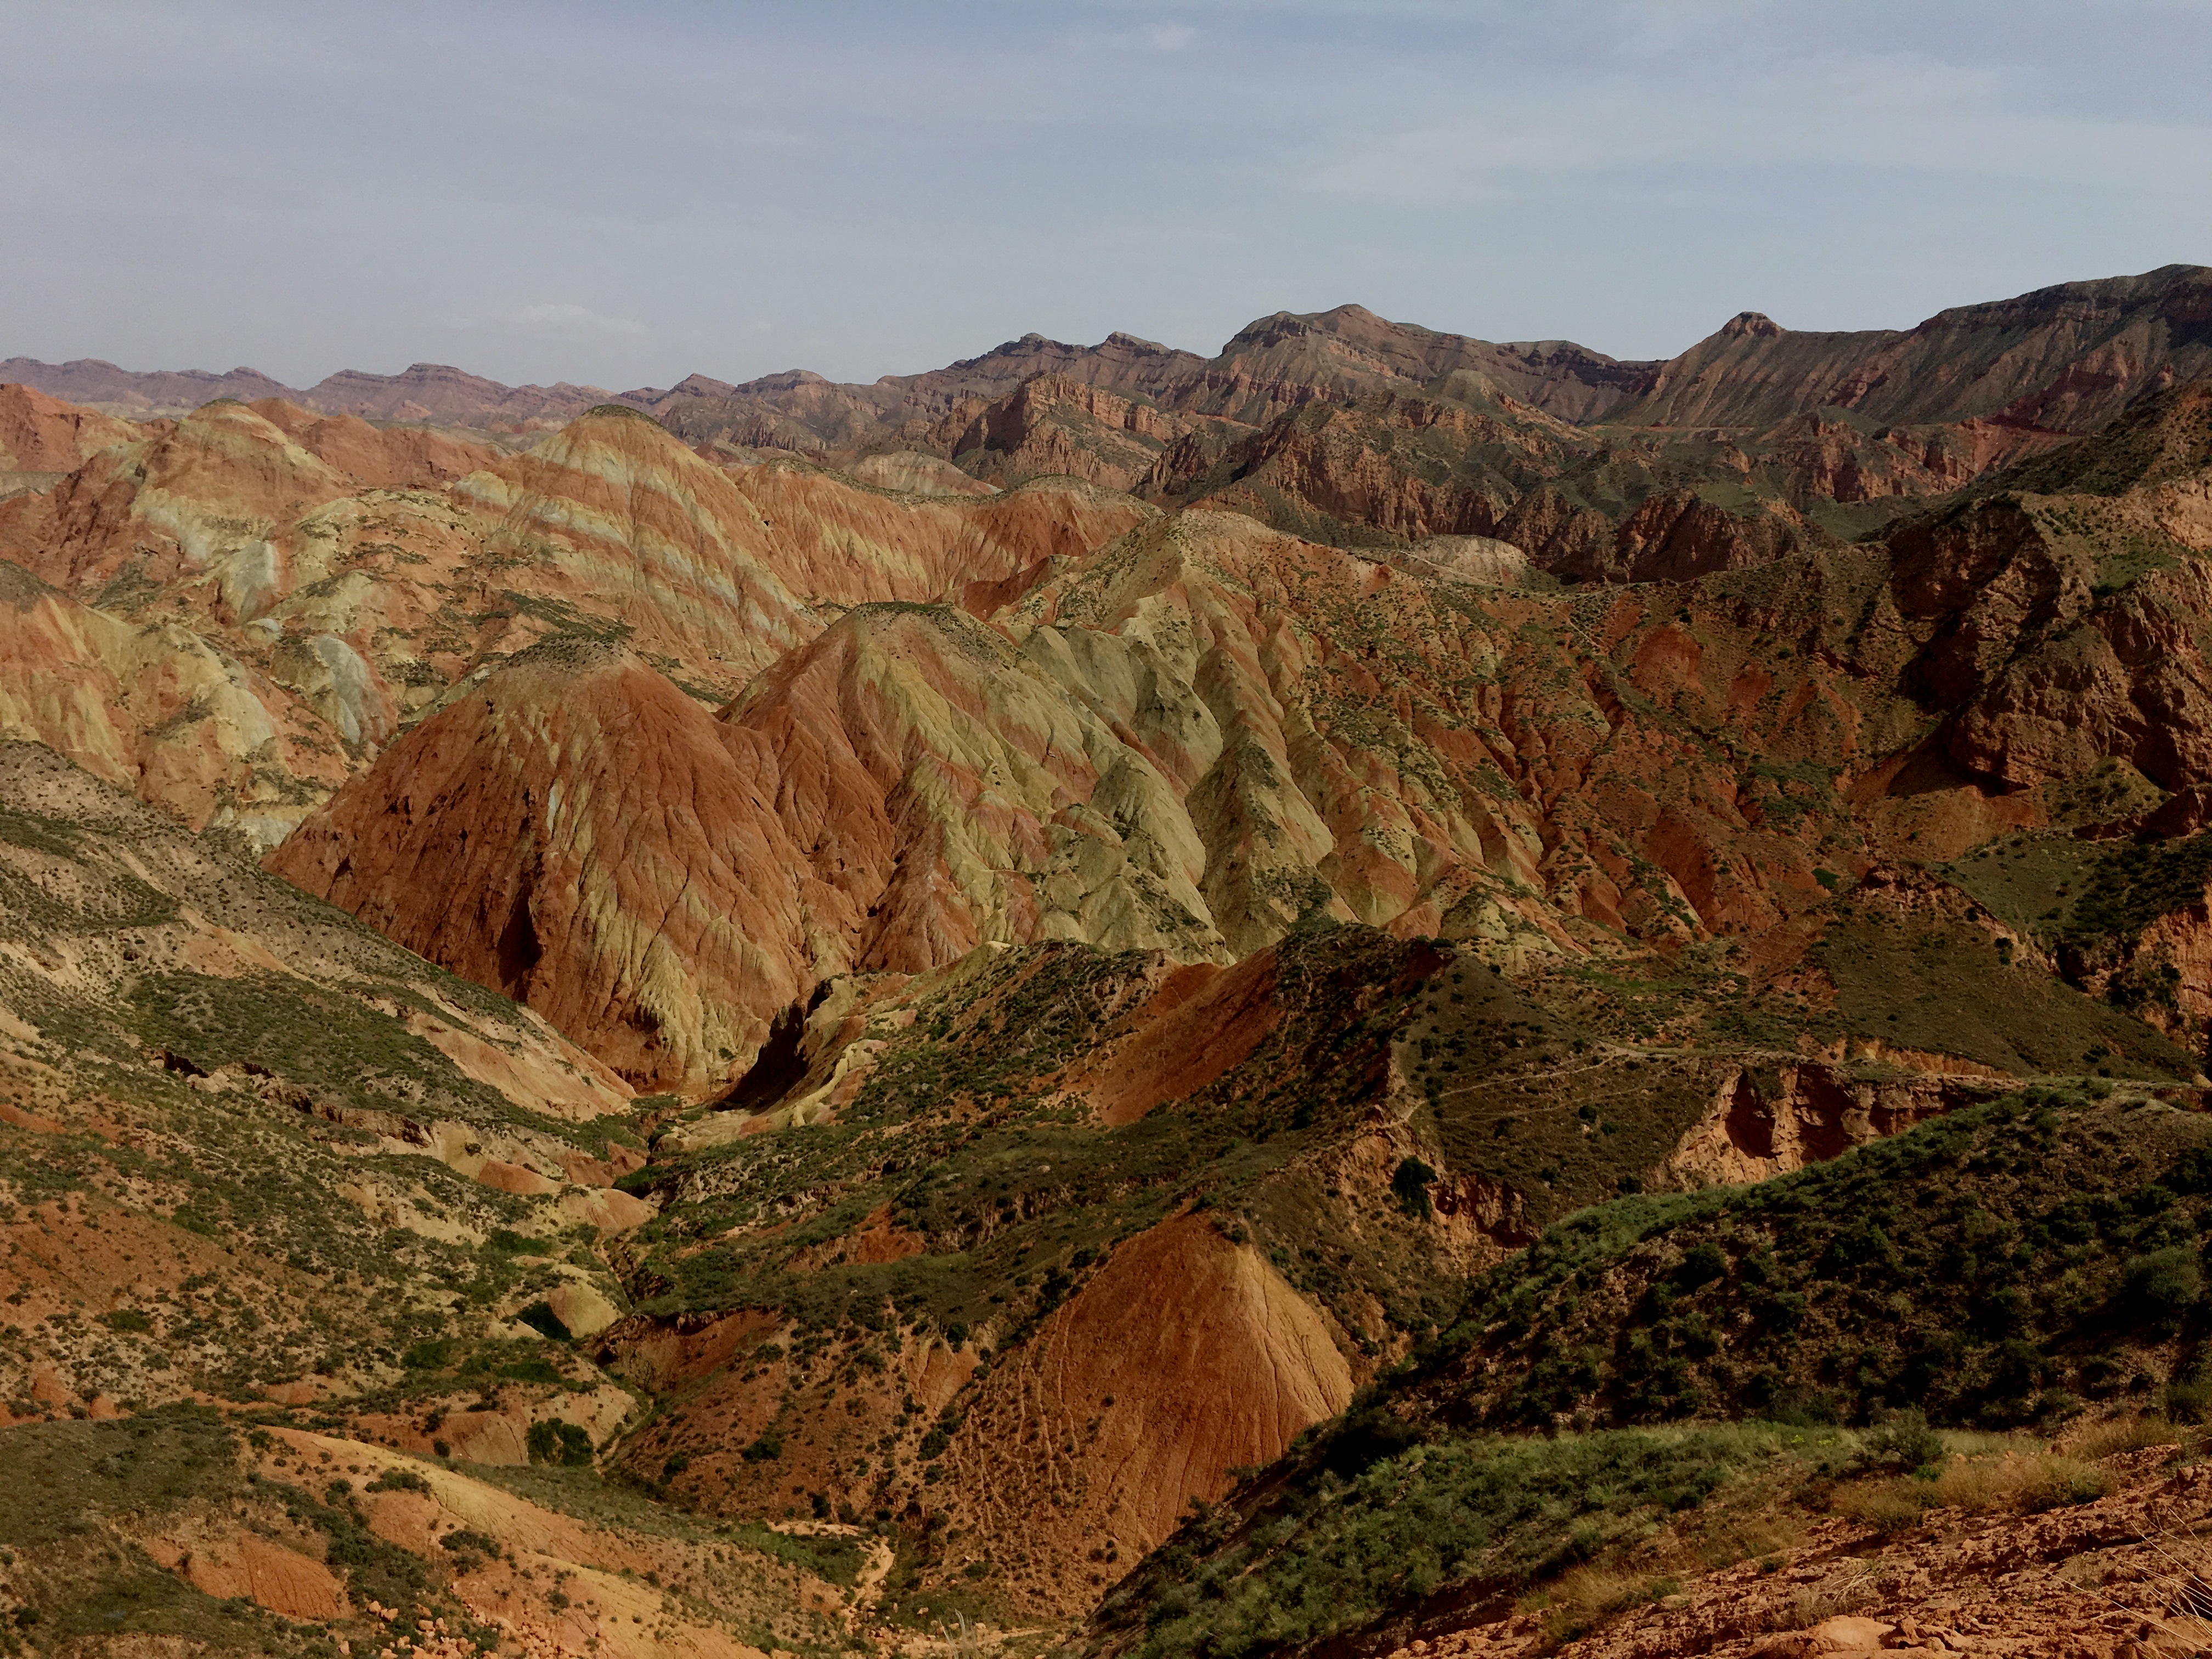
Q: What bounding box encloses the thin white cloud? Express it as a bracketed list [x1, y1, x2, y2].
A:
[1066, 20, 1197, 50]
[1308, 54, 2212, 204]
[513, 302, 647, 335]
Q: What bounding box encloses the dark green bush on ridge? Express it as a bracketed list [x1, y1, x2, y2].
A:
[1399, 1091, 2212, 1434]
[526, 1419, 594, 1467]
[1100, 1424, 1779, 1659]
[1391, 1157, 1436, 1220]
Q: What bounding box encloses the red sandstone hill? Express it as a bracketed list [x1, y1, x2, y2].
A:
[8, 302, 2212, 1654]
[642, 266, 2210, 554]
[7, 361, 2212, 1103]
[237, 371, 2212, 1101]
[264, 637, 850, 1090]
[0, 382, 140, 474]
[0, 395, 1146, 846]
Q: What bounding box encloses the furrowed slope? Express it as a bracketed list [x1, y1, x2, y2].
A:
[0, 557, 352, 842]
[0, 740, 662, 1451]
[0, 397, 1148, 847]
[265, 638, 855, 1091]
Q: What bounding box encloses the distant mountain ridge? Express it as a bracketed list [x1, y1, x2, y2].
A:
[9, 263, 2207, 437]
[0, 355, 619, 425]
[9, 264, 2209, 563]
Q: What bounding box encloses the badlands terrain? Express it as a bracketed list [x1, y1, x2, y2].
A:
[4, 264, 2212, 1658]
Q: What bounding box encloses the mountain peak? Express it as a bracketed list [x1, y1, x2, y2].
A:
[1719, 311, 1785, 339]
[668, 373, 738, 398]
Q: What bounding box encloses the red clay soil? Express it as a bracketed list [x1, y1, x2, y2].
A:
[939, 1214, 1355, 1614]
[1065, 952, 1283, 1126]
[0, 382, 138, 472]
[267, 637, 862, 1089]
[246, 398, 498, 487]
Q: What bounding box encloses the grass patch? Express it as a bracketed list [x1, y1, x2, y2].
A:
[1831, 1451, 2111, 1534]
[1414, 1090, 2212, 1431]
[1810, 913, 2195, 1078]
[1102, 1423, 1791, 1659]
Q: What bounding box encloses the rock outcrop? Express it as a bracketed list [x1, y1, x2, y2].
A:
[0, 382, 139, 473]
[943, 1215, 1355, 1608]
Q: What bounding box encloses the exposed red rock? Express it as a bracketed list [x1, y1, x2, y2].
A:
[266, 637, 858, 1090]
[0, 382, 140, 473]
[933, 373, 1201, 490]
[1060, 953, 1283, 1126]
[0, 396, 1148, 842]
[244, 397, 499, 486]
[9, 279, 2212, 1659]
[840, 450, 998, 496]
[940, 1214, 1354, 1611]
[0, 398, 360, 603]
[0, 558, 349, 836]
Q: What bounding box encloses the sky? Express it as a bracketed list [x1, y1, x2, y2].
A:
[3, 0, 2209, 392]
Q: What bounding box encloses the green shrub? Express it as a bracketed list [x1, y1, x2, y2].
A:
[1860, 1408, 1943, 1474]
[1107, 1425, 1771, 1659]
[1671, 1243, 1726, 1292]
[2015, 1457, 2111, 1511]
[524, 1419, 594, 1467]
[1392, 1157, 1437, 1220]
[2116, 1249, 2199, 1329]
[402, 1339, 455, 1371]
[2165, 1378, 2212, 1423]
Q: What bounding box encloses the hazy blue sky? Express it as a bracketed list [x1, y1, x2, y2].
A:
[4, 1, 2208, 390]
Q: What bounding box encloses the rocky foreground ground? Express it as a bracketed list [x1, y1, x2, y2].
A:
[1399, 1440, 2212, 1657]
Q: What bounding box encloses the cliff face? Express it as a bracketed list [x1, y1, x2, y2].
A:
[643, 269, 2210, 551]
[1601, 266, 2212, 433]
[938, 374, 1198, 491]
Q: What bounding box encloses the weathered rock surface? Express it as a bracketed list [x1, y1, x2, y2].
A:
[0, 558, 348, 842]
[0, 381, 139, 473]
[266, 638, 853, 1091]
[943, 1215, 1355, 1601]
[839, 449, 998, 496]
[0, 393, 1149, 845]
